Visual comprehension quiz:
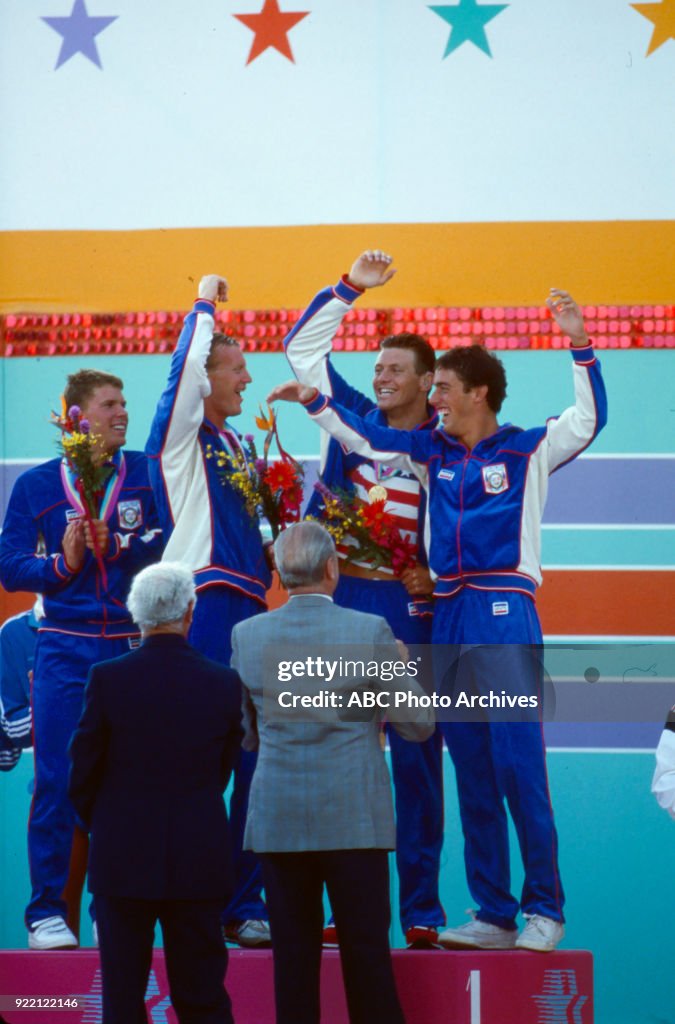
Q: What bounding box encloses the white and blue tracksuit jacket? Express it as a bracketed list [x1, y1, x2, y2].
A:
[301, 344, 607, 601]
[284, 274, 435, 570]
[146, 299, 271, 605]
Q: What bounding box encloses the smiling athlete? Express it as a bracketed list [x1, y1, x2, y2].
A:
[146, 274, 272, 947]
[271, 272, 608, 953]
[0, 369, 162, 949]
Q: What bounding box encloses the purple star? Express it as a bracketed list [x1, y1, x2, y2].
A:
[42, 0, 118, 70]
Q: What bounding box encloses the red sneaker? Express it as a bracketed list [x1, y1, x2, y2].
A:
[405, 925, 440, 949]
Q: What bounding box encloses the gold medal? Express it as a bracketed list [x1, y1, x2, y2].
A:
[368, 485, 388, 503]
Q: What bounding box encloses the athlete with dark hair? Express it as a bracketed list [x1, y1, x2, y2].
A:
[272, 277, 608, 953]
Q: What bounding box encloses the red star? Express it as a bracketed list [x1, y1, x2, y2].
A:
[234, 0, 309, 65]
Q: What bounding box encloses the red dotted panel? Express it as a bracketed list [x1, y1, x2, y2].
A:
[2, 304, 674, 356]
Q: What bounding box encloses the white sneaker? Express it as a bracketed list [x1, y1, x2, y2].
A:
[222, 919, 271, 947]
[439, 910, 516, 950]
[516, 914, 564, 952]
[28, 916, 78, 950]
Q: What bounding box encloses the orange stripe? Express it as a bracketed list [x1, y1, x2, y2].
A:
[6, 570, 669, 634]
[1, 220, 673, 313]
[538, 570, 674, 636]
[0, 591, 34, 624]
[269, 569, 675, 633]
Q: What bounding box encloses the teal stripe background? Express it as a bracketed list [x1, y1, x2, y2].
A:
[541, 528, 674, 566]
[1, 350, 674, 458]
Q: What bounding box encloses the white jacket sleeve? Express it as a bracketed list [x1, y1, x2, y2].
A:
[283, 278, 364, 393]
[545, 344, 608, 473]
[652, 727, 675, 820]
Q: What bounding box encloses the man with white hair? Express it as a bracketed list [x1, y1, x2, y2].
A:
[69, 561, 242, 1024]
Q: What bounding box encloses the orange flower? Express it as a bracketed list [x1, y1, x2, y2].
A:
[255, 404, 276, 432]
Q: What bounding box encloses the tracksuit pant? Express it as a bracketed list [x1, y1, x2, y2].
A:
[433, 588, 564, 928]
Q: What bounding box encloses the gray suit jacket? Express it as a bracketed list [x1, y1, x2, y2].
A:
[231, 594, 434, 853]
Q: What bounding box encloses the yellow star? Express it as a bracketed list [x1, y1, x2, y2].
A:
[631, 0, 675, 55]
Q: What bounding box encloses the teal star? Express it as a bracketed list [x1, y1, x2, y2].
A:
[429, 0, 508, 58]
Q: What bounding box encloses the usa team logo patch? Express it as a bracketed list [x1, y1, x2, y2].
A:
[482, 463, 509, 494]
[438, 468, 455, 481]
[492, 601, 509, 616]
[65, 508, 81, 523]
[117, 499, 143, 530]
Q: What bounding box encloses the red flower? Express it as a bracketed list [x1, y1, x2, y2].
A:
[264, 461, 299, 493]
[390, 536, 417, 574]
[360, 499, 393, 541]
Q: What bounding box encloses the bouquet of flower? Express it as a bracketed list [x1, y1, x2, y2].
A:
[206, 405, 304, 539]
[311, 481, 417, 574]
[51, 398, 114, 582]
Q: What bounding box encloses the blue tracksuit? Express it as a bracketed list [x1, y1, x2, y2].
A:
[0, 607, 38, 772]
[0, 606, 38, 770]
[146, 298, 272, 923]
[301, 343, 607, 927]
[0, 450, 162, 925]
[284, 277, 445, 931]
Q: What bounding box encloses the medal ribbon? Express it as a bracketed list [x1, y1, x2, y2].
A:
[219, 428, 252, 476]
[60, 452, 127, 590]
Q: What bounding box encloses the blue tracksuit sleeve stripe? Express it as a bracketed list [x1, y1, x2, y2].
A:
[145, 300, 216, 538]
[547, 345, 607, 473]
[146, 300, 215, 458]
[302, 392, 431, 483]
[0, 476, 73, 593]
[284, 278, 364, 396]
[326, 363, 377, 419]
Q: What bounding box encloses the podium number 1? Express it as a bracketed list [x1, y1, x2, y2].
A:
[466, 970, 481, 1023]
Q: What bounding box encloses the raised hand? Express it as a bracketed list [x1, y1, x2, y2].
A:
[198, 275, 229, 303]
[348, 250, 397, 290]
[546, 289, 589, 348]
[267, 381, 318, 405]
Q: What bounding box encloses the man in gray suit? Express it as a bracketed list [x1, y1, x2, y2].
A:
[231, 521, 434, 1024]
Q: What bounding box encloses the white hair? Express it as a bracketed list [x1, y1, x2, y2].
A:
[127, 562, 196, 631]
[274, 521, 335, 588]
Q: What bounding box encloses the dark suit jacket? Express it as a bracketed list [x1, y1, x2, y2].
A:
[68, 633, 243, 901]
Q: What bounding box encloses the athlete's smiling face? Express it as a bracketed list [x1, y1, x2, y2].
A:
[205, 343, 252, 423]
[429, 369, 477, 438]
[372, 347, 430, 416]
[81, 385, 128, 454]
